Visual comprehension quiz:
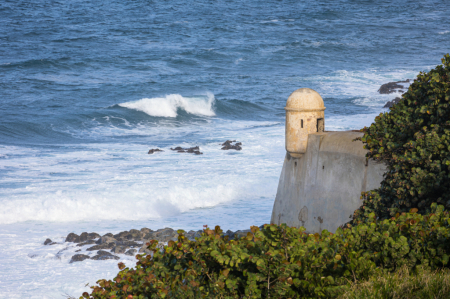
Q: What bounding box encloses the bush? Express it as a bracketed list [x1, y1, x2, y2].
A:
[82, 204, 450, 299]
[340, 266, 450, 299]
[353, 54, 450, 221]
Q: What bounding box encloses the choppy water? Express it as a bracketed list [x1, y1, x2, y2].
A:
[0, 0, 449, 297]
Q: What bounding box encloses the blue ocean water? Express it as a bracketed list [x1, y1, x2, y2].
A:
[0, 0, 449, 297]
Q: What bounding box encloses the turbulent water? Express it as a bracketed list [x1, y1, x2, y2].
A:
[0, 0, 449, 297]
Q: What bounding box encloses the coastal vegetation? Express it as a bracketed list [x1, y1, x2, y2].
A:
[80, 55, 450, 298]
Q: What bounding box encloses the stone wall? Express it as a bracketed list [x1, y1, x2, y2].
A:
[270, 131, 386, 233]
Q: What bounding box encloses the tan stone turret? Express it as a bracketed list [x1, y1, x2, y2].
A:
[285, 88, 325, 158]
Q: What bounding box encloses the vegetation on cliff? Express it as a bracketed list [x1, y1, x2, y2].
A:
[81, 204, 450, 298]
[353, 54, 450, 221]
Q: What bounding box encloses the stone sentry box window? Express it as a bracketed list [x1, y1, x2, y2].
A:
[317, 118, 324, 132]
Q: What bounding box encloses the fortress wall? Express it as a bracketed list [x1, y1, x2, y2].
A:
[270, 131, 386, 233]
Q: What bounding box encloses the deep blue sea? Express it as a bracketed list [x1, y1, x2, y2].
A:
[0, 0, 449, 297]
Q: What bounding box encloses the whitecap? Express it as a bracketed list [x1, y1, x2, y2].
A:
[119, 93, 215, 118]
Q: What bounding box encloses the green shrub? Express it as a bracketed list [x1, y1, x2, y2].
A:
[82, 204, 450, 299]
[353, 54, 450, 221]
[339, 266, 450, 299]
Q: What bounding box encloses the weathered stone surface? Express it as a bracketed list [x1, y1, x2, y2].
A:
[70, 254, 90, 263]
[65, 233, 80, 243]
[87, 242, 115, 251]
[140, 227, 152, 234]
[76, 239, 96, 247]
[96, 236, 116, 245]
[44, 238, 53, 245]
[148, 148, 164, 154]
[271, 132, 386, 233]
[91, 250, 120, 260]
[111, 245, 129, 254]
[103, 233, 114, 238]
[383, 97, 402, 108]
[125, 249, 137, 256]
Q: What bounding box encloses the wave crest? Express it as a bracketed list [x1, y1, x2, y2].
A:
[118, 93, 215, 118]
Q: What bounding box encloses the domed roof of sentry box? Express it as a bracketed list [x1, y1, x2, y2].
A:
[285, 88, 326, 111]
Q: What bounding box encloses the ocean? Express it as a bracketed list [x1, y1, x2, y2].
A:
[0, 0, 449, 297]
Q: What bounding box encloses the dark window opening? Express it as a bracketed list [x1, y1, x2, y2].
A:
[317, 118, 324, 132]
[301, 119, 303, 128]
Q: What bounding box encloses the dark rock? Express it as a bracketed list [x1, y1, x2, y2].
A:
[76, 239, 96, 247]
[378, 81, 410, 94]
[118, 241, 142, 247]
[65, 233, 80, 243]
[96, 236, 116, 244]
[44, 238, 53, 245]
[383, 97, 402, 108]
[186, 146, 199, 153]
[103, 233, 114, 238]
[171, 146, 202, 155]
[70, 254, 90, 263]
[88, 232, 101, 240]
[148, 148, 164, 154]
[91, 250, 120, 260]
[222, 140, 236, 146]
[75, 249, 81, 252]
[114, 230, 143, 242]
[125, 249, 137, 256]
[221, 140, 242, 151]
[139, 246, 152, 255]
[86, 242, 115, 251]
[79, 232, 89, 242]
[79, 232, 100, 242]
[112, 245, 129, 254]
[140, 228, 152, 234]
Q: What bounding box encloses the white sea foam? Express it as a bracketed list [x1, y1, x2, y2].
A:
[118, 93, 215, 118]
[438, 30, 449, 35]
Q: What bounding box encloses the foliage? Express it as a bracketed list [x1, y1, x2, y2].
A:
[339, 265, 450, 299]
[353, 54, 450, 221]
[82, 204, 450, 299]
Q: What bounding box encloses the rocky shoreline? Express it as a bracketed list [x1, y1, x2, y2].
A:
[379, 79, 412, 108]
[147, 140, 242, 156]
[42, 227, 259, 263]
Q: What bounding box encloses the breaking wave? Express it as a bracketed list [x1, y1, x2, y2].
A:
[118, 93, 216, 118]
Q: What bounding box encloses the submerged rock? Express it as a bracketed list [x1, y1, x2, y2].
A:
[70, 254, 90, 263]
[86, 242, 115, 251]
[76, 239, 96, 247]
[91, 250, 119, 260]
[148, 148, 164, 154]
[125, 249, 137, 256]
[43, 238, 54, 245]
[171, 146, 202, 155]
[221, 140, 242, 150]
[383, 97, 402, 108]
[378, 80, 410, 94]
[111, 245, 129, 254]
